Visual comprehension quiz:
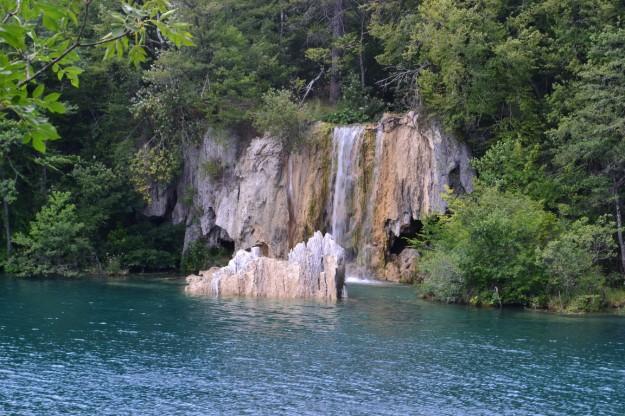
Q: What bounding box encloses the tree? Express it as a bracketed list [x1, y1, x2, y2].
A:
[549, 27, 625, 274]
[472, 137, 560, 210]
[329, 0, 344, 104]
[0, 1, 192, 270]
[0, 120, 21, 257]
[5, 191, 91, 276]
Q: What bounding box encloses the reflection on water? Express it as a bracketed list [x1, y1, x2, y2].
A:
[1, 276, 624, 415]
[345, 276, 389, 286]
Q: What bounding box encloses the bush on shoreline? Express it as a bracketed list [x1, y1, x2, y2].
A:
[414, 186, 618, 312]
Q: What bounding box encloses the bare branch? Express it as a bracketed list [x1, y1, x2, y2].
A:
[299, 68, 325, 106]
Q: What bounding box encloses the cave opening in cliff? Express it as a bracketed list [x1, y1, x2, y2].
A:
[448, 165, 465, 195]
[207, 225, 235, 254]
[388, 219, 423, 255]
[220, 238, 235, 253]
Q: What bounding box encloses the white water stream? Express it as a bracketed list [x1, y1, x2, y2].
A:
[330, 126, 364, 246]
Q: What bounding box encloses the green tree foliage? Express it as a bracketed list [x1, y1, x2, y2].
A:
[104, 222, 184, 273]
[539, 217, 615, 299]
[5, 191, 91, 276]
[0, 0, 192, 152]
[65, 161, 123, 234]
[0, 1, 192, 275]
[371, 0, 624, 150]
[549, 27, 625, 270]
[419, 187, 557, 305]
[417, 186, 616, 309]
[419, 250, 465, 304]
[472, 138, 560, 209]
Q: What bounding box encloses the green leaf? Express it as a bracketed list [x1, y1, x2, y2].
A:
[42, 14, 60, 32]
[44, 92, 61, 103]
[32, 84, 44, 98]
[46, 101, 66, 113]
[128, 45, 147, 68]
[0, 24, 26, 49]
[32, 135, 46, 152]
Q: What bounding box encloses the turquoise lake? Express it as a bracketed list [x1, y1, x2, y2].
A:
[1, 276, 624, 415]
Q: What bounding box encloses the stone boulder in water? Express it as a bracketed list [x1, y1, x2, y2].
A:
[185, 232, 346, 300]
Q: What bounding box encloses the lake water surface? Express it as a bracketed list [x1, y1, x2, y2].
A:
[1, 276, 624, 415]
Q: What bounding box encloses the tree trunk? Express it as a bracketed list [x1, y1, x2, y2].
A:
[359, 9, 366, 88]
[2, 197, 10, 257]
[41, 165, 47, 194]
[613, 182, 625, 274]
[329, 0, 344, 104]
[279, 9, 284, 45]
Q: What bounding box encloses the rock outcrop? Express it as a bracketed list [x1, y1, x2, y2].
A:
[150, 111, 473, 282]
[383, 248, 420, 283]
[186, 232, 346, 300]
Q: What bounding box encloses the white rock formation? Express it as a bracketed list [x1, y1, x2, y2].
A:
[186, 232, 346, 301]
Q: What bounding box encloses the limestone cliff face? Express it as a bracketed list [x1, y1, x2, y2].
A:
[365, 112, 473, 279]
[149, 112, 473, 281]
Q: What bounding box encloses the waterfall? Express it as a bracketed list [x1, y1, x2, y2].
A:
[331, 126, 364, 246]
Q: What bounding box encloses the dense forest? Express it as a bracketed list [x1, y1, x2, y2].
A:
[1, 0, 625, 311]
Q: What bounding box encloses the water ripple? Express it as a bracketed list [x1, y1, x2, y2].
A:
[0, 277, 624, 415]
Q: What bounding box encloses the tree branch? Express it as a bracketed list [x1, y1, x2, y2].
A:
[17, 0, 132, 87]
[299, 68, 325, 106]
[78, 30, 132, 47]
[2, 0, 22, 24]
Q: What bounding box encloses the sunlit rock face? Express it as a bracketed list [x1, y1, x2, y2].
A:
[186, 232, 346, 300]
[157, 112, 473, 282]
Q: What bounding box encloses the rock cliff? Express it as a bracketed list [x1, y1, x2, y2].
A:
[186, 232, 346, 300]
[149, 112, 473, 282]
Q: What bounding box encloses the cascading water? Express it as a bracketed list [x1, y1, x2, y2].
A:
[330, 126, 364, 247]
[330, 124, 385, 281]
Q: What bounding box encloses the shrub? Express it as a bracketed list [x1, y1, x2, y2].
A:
[538, 216, 615, 298]
[415, 184, 619, 309]
[322, 74, 386, 124]
[604, 288, 625, 310]
[123, 248, 179, 272]
[181, 240, 231, 274]
[322, 108, 369, 124]
[105, 222, 185, 272]
[416, 186, 557, 305]
[104, 255, 126, 276]
[252, 89, 309, 149]
[419, 250, 465, 303]
[567, 294, 604, 313]
[129, 145, 181, 203]
[6, 192, 92, 277]
[201, 159, 225, 180]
